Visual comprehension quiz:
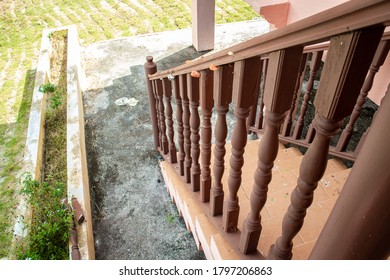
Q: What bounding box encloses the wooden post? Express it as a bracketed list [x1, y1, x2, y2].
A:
[200, 69, 214, 202]
[223, 57, 262, 232]
[210, 64, 234, 216]
[240, 46, 304, 254]
[172, 78, 185, 175]
[180, 74, 192, 183]
[192, 0, 215, 51]
[310, 82, 390, 259]
[269, 26, 384, 260]
[188, 73, 201, 191]
[155, 78, 169, 154]
[144, 56, 159, 149]
[162, 78, 177, 163]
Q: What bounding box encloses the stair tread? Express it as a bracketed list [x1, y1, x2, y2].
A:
[161, 140, 350, 260]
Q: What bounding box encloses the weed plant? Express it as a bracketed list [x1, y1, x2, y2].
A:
[16, 174, 72, 260]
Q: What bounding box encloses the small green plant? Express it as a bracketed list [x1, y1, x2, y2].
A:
[48, 32, 54, 40]
[16, 173, 72, 260]
[39, 83, 63, 109]
[38, 83, 56, 94]
[166, 213, 176, 224]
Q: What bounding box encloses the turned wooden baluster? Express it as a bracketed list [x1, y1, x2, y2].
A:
[179, 74, 192, 183]
[144, 56, 159, 149]
[336, 40, 390, 152]
[155, 78, 169, 154]
[162, 78, 177, 163]
[269, 26, 384, 260]
[247, 60, 263, 132]
[282, 53, 308, 137]
[223, 57, 262, 232]
[292, 51, 323, 140]
[172, 78, 185, 175]
[188, 73, 201, 191]
[210, 64, 234, 216]
[255, 59, 268, 130]
[239, 46, 304, 254]
[200, 69, 214, 202]
[152, 80, 162, 150]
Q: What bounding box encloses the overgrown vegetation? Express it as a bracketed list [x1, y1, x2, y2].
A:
[16, 174, 72, 260]
[0, 0, 258, 258]
[16, 30, 70, 260]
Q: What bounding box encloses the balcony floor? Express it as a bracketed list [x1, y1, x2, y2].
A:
[160, 139, 350, 260]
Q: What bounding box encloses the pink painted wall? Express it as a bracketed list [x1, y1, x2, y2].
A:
[286, 0, 348, 24]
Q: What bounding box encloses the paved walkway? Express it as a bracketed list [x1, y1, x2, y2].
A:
[80, 20, 269, 259]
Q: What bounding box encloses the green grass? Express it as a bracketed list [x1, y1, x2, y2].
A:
[0, 0, 259, 259]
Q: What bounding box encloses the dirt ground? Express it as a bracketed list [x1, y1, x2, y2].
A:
[80, 20, 269, 259]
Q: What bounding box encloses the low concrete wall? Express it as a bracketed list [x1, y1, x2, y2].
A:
[12, 26, 95, 260]
[66, 25, 95, 260]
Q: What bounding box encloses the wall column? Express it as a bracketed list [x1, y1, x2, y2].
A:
[192, 0, 215, 51]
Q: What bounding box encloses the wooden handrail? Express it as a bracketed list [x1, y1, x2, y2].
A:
[149, 0, 390, 80]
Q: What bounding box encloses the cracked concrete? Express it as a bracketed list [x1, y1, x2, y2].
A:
[80, 20, 270, 259]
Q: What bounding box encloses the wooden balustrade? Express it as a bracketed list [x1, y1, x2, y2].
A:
[199, 70, 214, 202]
[144, 56, 159, 149]
[210, 64, 234, 216]
[269, 26, 384, 259]
[172, 78, 185, 175]
[223, 57, 262, 232]
[162, 78, 177, 164]
[240, 46, 303, 254]
[188, 73, 201, 192]
[180, 74, 192, 183]
[145, 0, 390, 260]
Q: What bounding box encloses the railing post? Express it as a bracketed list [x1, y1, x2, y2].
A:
[336, 39, 390, 152]
[269, 26, 384, 260]
[152, 80, 162, 150]
[155, 78, 169, 154]
[210, 64, 234, 216]
[200, 69, 214, 202]
[180, 74, 192, 183]
[144, 56, 159, 149]
[223, 57, 262, 232]
[162, 78, 177, 163]
[172, 78, 185, 175]
[239, 46, 304, 254]
[188, 73, 201, 191]
[310, 83, 390, 260]
[292, 51, 323, 140]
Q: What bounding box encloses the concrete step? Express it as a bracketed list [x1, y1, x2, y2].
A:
[160, 139, 350, 259]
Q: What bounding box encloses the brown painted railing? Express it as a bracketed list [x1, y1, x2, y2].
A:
[250, 33, 390, 162]
[145, 0, 390, 259]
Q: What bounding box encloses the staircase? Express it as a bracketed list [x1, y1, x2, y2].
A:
[146, 1, 390, 259]
[161, 139, 349, 259]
